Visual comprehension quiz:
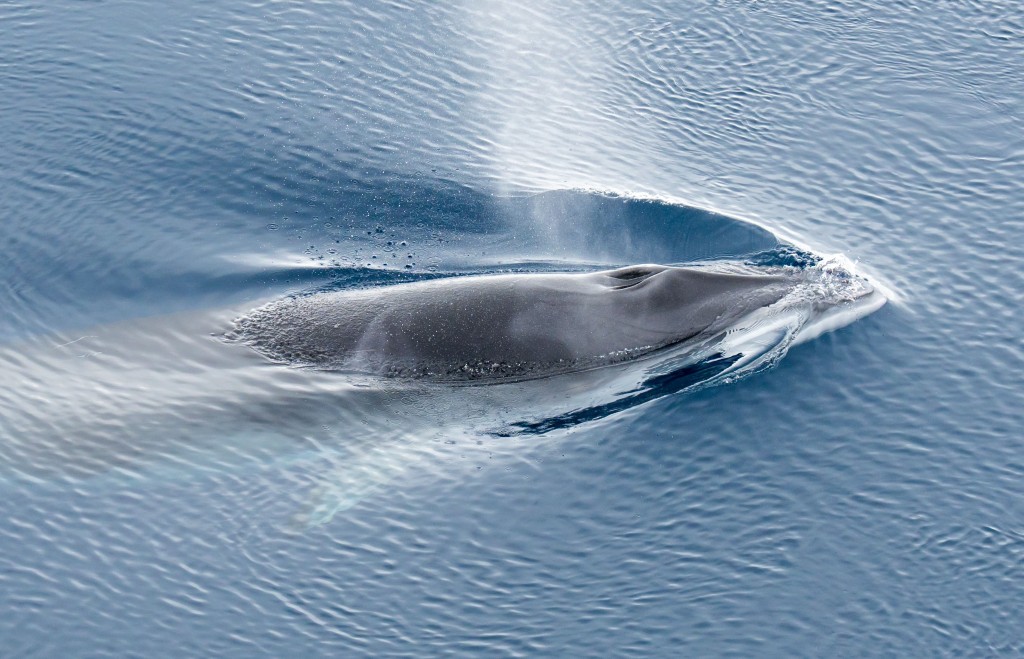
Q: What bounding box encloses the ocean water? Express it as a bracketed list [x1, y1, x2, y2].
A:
[1, 0, 1022, 655]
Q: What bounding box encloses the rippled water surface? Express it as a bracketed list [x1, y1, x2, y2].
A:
[2, 0, 1023, 655]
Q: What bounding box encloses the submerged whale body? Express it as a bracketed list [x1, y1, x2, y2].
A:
[232, 262, 879, 383]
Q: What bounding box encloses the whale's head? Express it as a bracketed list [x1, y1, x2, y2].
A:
[573, 264, 798, 344]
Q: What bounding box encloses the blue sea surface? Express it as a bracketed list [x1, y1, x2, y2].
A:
[1, 0, 1023, 655]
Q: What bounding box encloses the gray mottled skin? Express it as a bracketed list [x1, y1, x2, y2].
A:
[234, 264, 798, 381]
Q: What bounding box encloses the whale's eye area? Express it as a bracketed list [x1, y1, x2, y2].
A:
[606, 265, 666, 289]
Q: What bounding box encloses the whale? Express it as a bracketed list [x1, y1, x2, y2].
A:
[230, 262, 874, 383]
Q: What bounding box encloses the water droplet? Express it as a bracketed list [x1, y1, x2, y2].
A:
[266, 223, 279, 231]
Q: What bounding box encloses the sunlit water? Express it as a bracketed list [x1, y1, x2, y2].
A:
[1, 1, 1022, 655]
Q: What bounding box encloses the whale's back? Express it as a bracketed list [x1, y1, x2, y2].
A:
[230, 265, 808, 382]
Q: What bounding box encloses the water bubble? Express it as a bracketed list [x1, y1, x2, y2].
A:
[266, 223, 279, 231]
